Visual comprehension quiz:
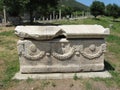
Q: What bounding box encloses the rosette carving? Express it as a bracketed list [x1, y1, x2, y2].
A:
[80, 44, 106, 59]
[23, 44, 45, 60]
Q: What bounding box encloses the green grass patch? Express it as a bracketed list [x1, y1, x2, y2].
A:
[0, 31, 15, 37]
[0, 39, 16, 50]
[53, 16, 112, 28]
[1, 59, 19, 88]
[110, 71, 120, 86]
[85, 80, 93, 90]
[106, 35, 120, 45]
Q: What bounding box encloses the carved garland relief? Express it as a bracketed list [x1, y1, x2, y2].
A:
[80, 44, 106, 59]
[18, 41, 106, 61]
[51, 43, 74, 60]
[23, 44, 45, 60]
[18, 42, 45, 60]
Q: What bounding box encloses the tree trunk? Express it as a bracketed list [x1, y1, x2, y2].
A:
[29, 8, 33, 24]
[29, 0, 33, 24]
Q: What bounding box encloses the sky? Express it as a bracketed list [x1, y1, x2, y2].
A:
[76, 0, 120, 6]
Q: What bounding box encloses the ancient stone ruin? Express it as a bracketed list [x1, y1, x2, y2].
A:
[14, 25, 111, 79]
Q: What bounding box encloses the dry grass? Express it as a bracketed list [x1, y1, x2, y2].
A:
[0, 27, 15, 32]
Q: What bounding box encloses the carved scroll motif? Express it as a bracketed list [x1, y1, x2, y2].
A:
[80, 44, 106, 59]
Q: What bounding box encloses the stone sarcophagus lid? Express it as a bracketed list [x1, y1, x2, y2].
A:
[15, 25, 110, 73]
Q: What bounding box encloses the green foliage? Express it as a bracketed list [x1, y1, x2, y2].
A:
[4, 0, 22, 16]
[59, 0, 88, 11]
[106, 4, 120, 19]
[57, 0, 88, 17]
[29, 0, 59, 23]
[0, 0, 88, 21]
[106, 4, 113, 16]
[2, 0, 59, 23]
[90, 1, 105, 18]
[0, 0, 4, 12]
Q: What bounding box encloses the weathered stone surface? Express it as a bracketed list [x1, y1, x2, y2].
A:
[15, 25, 110, 40]
[17, 38, 106, 73]
[13, 71, 112, 80]
[15, 25, 110, 74]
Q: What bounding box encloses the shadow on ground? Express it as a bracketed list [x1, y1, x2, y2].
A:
[104, 60, 114, 71]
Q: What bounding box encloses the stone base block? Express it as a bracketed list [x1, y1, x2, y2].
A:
[13, 71, 112, 80]
[21, 64, 104, 73]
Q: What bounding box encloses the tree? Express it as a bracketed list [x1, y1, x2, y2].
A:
[106, 4, 120, 19]
[0, 0, 4, 13]
[90, 1, 105, 18]
[23, 0, 59, 24]
[105, 4, 112, 16]
[4, 0, 22, 17]
[2, 0, 59, 24]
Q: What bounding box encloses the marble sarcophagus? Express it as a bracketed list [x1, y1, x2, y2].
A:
[15, 25, 110, 73]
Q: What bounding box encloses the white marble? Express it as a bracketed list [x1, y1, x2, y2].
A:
[15, 25, 110, 75]
[13, 71, 112, 80]
[15, 25, 110, 40]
